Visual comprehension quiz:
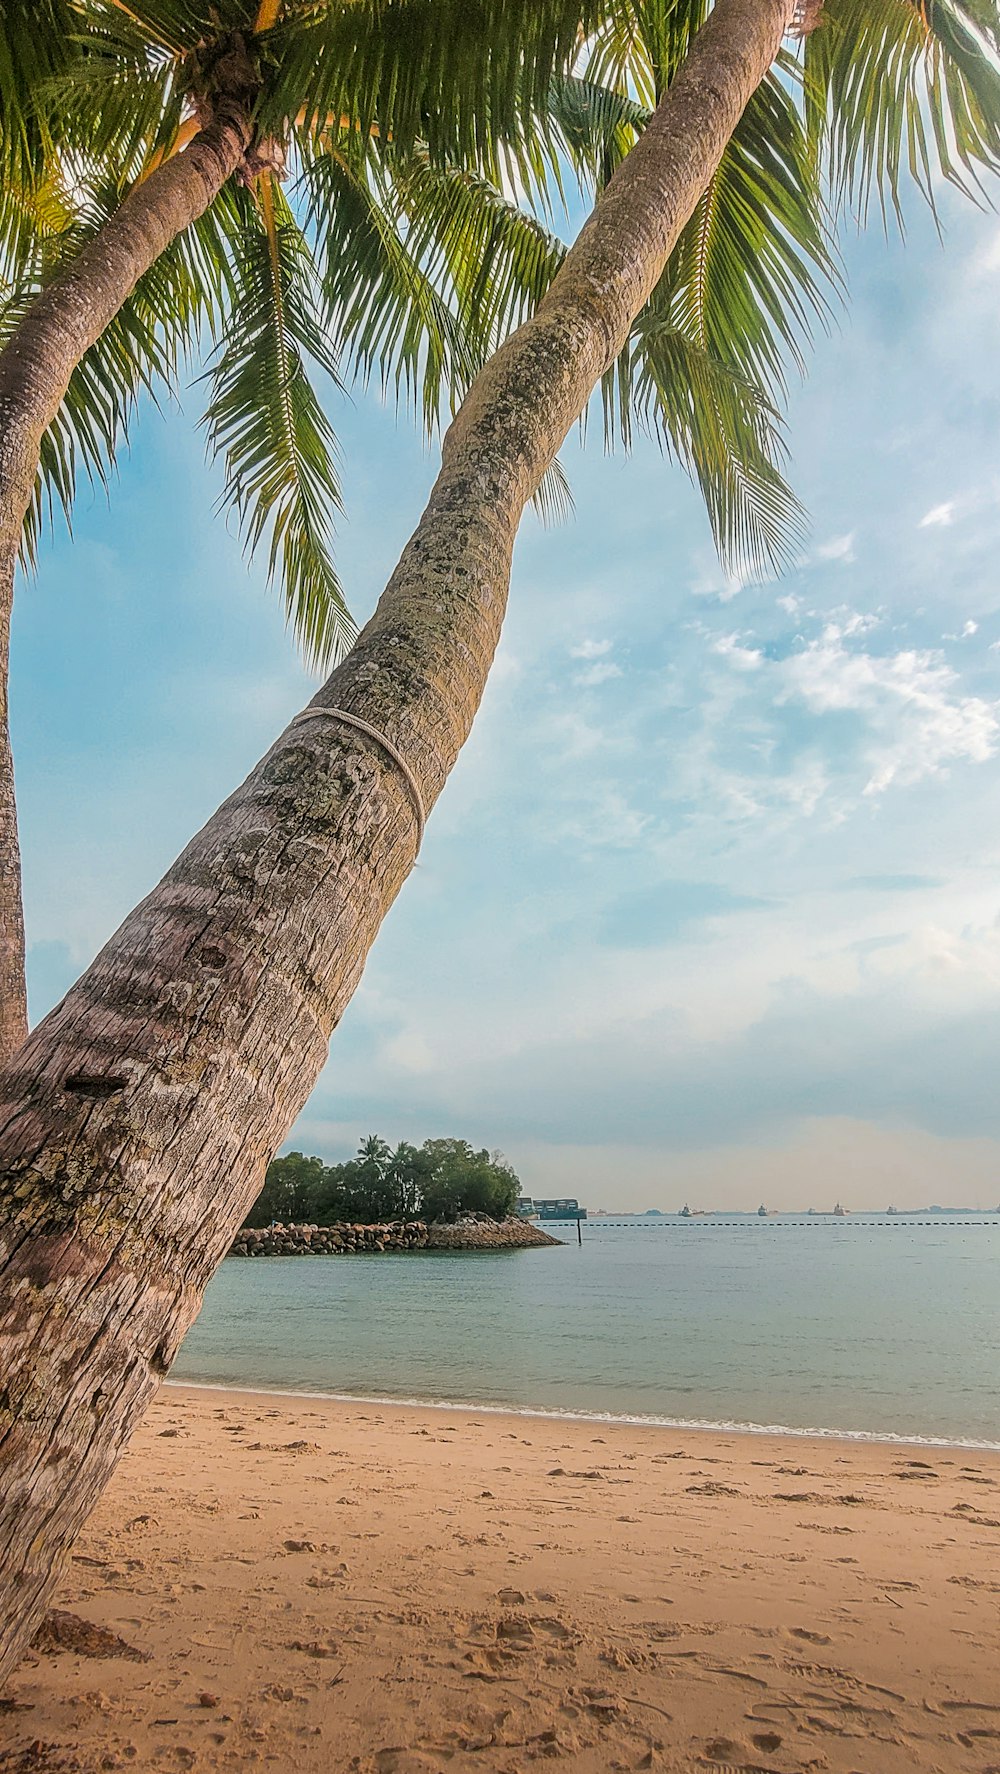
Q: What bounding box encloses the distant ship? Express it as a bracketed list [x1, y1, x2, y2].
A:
[757, 1204, 768, 1217]
[833, 1202, 847, 1217]
[532, 1197, 588, 1222]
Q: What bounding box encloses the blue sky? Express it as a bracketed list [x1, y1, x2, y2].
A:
[16, 184, 1000, 1212]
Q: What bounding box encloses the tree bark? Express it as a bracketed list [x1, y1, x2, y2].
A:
[0, 107, 253, 1068]
[0, 0, 791, 1684]
[0, 565, 26, 1064]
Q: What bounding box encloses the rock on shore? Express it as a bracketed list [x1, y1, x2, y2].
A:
[425, 1214, 560, 1251]
[228, 1214, 559, 1257]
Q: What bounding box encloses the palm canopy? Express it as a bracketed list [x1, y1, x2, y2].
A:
[2, 0, 999, 667]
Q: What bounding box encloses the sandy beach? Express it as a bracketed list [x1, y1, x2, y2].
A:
[4, 1386, 1000, 1774]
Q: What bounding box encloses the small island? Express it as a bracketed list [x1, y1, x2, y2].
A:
[230, 1135, 560, 1255]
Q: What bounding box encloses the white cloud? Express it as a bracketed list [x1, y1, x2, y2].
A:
[383, 1030, 435, 1073]
[570, 638, 613, 660]
[814, 533, 856, 564]
[713, 633, 763, 672]
[574, 661, 623, 688]
[964, 620, 979, 637]
[543, 710, 617, 760]
[834, 610, 881, 639]
[972, 229, 1000, 278]
[781, 629, 998, 795]
[691, 561, 744, 603]
[557, 788, 650, 851]
[919, 500, 956, 528]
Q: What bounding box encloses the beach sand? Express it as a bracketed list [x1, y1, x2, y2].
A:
[4, 1386, 1000, 1773]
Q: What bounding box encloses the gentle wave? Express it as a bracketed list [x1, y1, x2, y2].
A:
[165, 1379, 1000, 1453]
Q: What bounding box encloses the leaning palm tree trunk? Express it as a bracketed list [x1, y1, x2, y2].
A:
[0, 104, 255, 1066]
[0, 0, 791, 1683]
[0, 630, 26, 1067]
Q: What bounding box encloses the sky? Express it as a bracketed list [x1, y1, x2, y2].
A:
[15, 182, 1000, 1214]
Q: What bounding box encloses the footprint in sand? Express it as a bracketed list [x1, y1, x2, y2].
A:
[374, 1750, 440, 1773]
[787, 1626, 833, 1645]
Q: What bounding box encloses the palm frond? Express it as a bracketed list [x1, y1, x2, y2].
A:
[201, 179, 352, 670]
[554, 52, 834, 574]
[0, 165, 76, 297]
[10, 182, 235, 564]
[389, 157, 566, 380]
[626, 320, 806, 579]
[264, 0, 596, 175]
[46, 4, 192, 177]
[668, 64, 839, 400]
[583, 0, 709, 106]
[532, 455, 575, 525]
[83, 0, 249, 56]
[305, 138, 568, 430]
[804, 0, 1000, 221]
[302, 144, 481, 432]
[0, 0, 77, 183]
[546, 74, 649, 189]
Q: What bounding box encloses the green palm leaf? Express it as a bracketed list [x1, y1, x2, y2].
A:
[305, 138, 571, 522]
[583, 0, 709, 105]
[668, 64, 838, 400]
[201, 179, 352, 670]
[804, 0, 1000, 220]
[384, 156, 566, 391]
[628, 320, 806, 578]
[0, 0, 76, 182]
[6, 180, 231, 565]
[302, 142, 482, 432]
[265, 0, 597, 173]
[546, 74, 649, 187]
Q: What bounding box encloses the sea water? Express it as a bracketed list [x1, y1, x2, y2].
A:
[172, 1215, 1000, 1445]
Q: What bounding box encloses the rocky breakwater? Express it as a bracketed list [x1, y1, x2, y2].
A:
[231, 1222, 429, 1256]
[425, 1213, 560, 1250]
[229, 1216, 560, 1256]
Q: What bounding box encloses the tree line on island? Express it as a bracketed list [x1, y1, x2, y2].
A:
[246, 1136, 522, 1228]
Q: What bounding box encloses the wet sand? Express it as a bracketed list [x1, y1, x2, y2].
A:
[4, 1384, 1000, 1772]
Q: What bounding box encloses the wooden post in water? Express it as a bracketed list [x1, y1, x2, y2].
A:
[577, 1217, 582, 1246]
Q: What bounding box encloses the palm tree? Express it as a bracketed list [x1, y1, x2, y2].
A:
[0, 0, 826, 1068]
[2, 0, 1000, 1682]
[0, 0, 606, 1064]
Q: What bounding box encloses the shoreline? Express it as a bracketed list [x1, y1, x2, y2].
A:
[9, 1384, 1000, 1773]
[166, 1377, 1000, 1452]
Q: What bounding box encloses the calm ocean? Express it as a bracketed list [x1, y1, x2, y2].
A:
[172, 1215, 1000, 1446]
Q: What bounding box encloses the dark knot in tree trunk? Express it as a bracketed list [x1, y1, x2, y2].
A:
[239, 137, 288, 186]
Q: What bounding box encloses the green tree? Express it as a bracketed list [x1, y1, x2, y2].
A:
[386, 1141, 432, 1220]
[418, 1137, 521, 1221]
[3, 0, 1000, 1681]
[304, 1137, 418, 1221]
[305, 1159, 353, 1223]
[245, 1149, 323, 1226]
[244, 1136, 520, 1222]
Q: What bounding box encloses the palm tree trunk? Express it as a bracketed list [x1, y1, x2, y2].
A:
[0, 568, 26, 1064]
[0, 0, 791, 1684]
[0, 106, 253, 1070]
